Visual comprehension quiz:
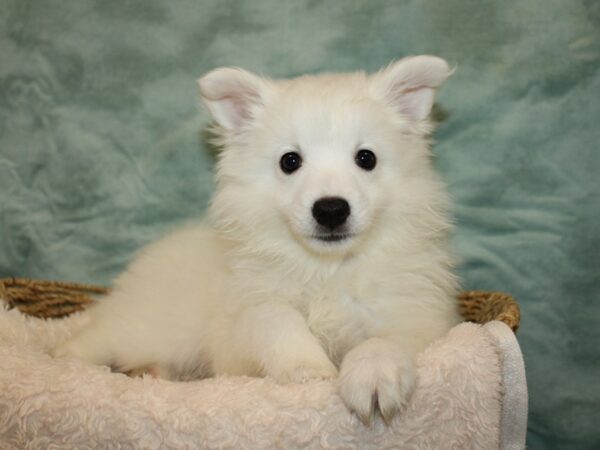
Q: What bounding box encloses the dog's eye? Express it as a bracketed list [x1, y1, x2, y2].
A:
[280, 152, 303, 174]
[355, 149, 377, 171]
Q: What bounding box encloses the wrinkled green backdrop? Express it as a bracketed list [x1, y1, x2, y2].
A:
[1, 1, 598, 448]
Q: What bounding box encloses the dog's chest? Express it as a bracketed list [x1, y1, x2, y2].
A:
[294, 282, 382, 363]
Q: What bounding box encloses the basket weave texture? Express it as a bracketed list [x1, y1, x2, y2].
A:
[0, 277, 520, 331]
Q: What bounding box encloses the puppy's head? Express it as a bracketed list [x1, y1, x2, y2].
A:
[199, 56, 452, 257]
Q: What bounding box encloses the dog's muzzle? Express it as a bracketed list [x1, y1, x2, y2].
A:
[311, 197, 353, 243]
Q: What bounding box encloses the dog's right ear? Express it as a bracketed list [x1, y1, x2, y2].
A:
[198, 68, 271, 131]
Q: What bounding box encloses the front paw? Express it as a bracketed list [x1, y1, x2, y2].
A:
[338, 339, 416, 425]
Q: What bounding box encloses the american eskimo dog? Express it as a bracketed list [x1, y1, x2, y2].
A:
[54, 55, 461, 424]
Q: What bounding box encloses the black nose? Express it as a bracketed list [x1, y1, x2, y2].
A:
[312, 197, 351, 230]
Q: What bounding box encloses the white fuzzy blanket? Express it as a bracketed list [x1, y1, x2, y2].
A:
[0, 307, 527, 449]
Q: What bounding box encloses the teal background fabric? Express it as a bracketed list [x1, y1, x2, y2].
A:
[1, 1, 598, 448]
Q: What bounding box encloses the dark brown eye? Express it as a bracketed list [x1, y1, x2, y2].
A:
[355, 149, 377, 171]
[280, 152, 302, 174]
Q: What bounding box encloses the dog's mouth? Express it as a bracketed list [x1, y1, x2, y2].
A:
[312, 232, 353, 243]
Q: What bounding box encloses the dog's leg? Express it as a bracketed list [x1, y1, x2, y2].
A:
[52, 325, 116, 368]
[338, 337, 417, 425]
[53, 326, 176, 379]
[216, 302, 338, 383]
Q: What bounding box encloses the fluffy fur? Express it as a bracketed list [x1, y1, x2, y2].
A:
[54, 55, 462, 424]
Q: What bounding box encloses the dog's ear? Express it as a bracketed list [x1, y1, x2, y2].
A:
[198, 68, 271, 130]
[371, 56, 453, 121]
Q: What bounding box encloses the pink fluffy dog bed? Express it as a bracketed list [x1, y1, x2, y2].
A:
[0, 282, 527, 449]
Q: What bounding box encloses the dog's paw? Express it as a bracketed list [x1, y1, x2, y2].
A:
[51, 340, 78, 359]
[125, 364, 172, 379]
[267, 355, 338, 384]
[338, 339, 416, 425]
[50, 332, 110, 366]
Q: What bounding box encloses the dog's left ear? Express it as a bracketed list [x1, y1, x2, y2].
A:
[371, 56, 453, 121]
[198, 67, 271, 130]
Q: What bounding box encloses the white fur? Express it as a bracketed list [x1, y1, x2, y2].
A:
[54, 55, 461, 423]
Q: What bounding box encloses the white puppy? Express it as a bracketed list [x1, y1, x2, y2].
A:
[54, 55, 461, 424]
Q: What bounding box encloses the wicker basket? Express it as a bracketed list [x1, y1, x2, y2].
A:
[0, 277, 520, 331]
